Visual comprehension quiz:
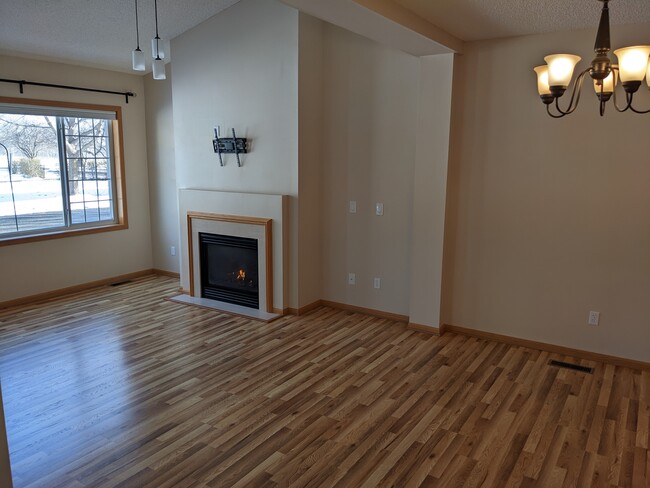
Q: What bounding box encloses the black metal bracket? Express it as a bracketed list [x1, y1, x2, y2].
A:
[212, 127, 248, 167]
[0, 78, 136, 103]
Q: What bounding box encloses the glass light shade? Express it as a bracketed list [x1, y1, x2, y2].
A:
[132, 49, 145, 71]
[533, 66, 551, 95]
[647, 61, 650, 88]
[593, 69, 617, 94]
[152, 58, 166, 80]
[544, 54, 581, 87]
[613, 46, 650, 82]
[152, 37, 165, 59]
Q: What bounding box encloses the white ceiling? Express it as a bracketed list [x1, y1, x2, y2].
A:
[0, 0, 648, 73]
[0, 0, 241, 73]
[394, 0, 650, 42]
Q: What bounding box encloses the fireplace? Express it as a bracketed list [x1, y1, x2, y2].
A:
[185, 210, 275, 314]
[199, 232, 259, 309]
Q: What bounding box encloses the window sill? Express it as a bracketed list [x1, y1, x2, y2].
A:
[0, 223, 128, 247]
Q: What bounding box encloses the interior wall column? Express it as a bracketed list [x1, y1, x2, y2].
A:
[408, 53, 455, 331]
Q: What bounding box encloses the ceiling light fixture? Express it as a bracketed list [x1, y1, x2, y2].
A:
[131, 0, 145, 71]
[152, 0, 166, 80]
[534, 0, 650, 118]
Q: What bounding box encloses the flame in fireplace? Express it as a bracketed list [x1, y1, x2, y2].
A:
[236, 269, 246, 281]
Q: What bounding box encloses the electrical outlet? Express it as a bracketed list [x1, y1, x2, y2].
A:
[588, 311, 600, 326]
[348, 273, 356, 285]
[170, 246, 176, 256]
[374, 278, 381, 289]
[375, 203, 384, 216]
[349, 201, 357, 213]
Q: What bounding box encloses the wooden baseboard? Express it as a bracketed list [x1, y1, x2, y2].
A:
[153, 269, 180, 279]
[0, 269, 156, 310]
[443, 323, 650, 372]
[408, 322, 443, 336]
[320, 300, 408, 323]
[283, 300, 323, 316]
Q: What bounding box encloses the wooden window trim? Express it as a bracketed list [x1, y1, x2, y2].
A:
[0, 97, 128, 247]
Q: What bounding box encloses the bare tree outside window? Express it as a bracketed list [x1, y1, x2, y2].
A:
[0, 108, 116, 236]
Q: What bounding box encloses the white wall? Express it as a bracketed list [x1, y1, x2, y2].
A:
[320, 24, 419, 316]
[297, 13, 324, 308]
[0, 55, 153, 302]
[144, 69, 179, 274]
[443, 23, 650, 362]
[409, 53, 455, 329]
[170, 0, 300, 306]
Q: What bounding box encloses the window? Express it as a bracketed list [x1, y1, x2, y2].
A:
[0, 98, 127, 244]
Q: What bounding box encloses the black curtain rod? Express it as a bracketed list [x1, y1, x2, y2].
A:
[0, 78, 136, 104]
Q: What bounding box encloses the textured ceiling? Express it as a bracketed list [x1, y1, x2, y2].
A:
[394, 0, 650, 42]
[0, 0, 648, 73]
[0, 0, 241, 73]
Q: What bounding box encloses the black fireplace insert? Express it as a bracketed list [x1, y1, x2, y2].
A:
[199, 232, 259, 309]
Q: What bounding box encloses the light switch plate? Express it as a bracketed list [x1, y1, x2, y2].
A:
[349, 201, 357, 213]
[375, 203, 384, 216]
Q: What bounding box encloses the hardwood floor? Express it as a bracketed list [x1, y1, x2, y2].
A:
[0, 275, 648, 487]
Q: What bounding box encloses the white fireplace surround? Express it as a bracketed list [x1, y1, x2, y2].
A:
[179, 189, 289, 313]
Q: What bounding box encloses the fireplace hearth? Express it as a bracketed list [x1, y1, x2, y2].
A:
[199, 232, 259, 309]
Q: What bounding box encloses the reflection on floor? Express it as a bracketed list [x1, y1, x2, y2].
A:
[0, 275, 648, 487]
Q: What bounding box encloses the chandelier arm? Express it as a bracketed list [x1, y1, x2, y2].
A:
[553, 69, 590, 115]
[628, 102, 650, 114]
[624, 91, 650, 114]
[546, 104, 568, 118]
[611, 80, 634, 112]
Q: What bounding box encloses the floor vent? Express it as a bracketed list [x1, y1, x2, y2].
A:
[110, 280, 132, 287]
[548, 360, 593, 374]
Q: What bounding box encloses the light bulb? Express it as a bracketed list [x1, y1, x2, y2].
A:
[613, 46, 650, 83]
[132, 48, 145, 71]
[544, 54, 581, 87]
[533, 66, 551, 95]
[153, 58, 166, 80]
[593, 69, 616, 94]
[152, 37, 165, 59]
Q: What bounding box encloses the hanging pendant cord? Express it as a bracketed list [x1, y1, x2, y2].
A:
[154, 0, 160, 38]
[134, 0, 141, 49]
[153, 0, 161, 59]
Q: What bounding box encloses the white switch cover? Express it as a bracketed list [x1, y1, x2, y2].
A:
[374, 278, 381, 289]
[588, 311, 600, 326]
[349, 201, 357, 213]
[375, 203, 384, 216]
[348, 273, 356, 285]
[170, 246, 176, 256]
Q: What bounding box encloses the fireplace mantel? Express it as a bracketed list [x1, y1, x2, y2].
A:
[187, 212, 273, 312]
[178, 189, 289, 313]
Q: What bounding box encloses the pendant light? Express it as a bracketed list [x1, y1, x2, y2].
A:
[131, 0, 145, 71]
[152, 0, 166, 80]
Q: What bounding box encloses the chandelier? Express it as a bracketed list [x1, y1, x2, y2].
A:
[534, 0, 650, 118]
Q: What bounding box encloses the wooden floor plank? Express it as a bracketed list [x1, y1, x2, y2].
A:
[0, 275, 648, 487]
